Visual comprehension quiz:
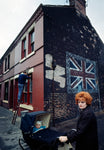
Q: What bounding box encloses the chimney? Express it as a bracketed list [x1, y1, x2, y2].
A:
[69, 0, 86, 16]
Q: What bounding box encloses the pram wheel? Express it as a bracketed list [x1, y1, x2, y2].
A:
[31, 143, 53, 150]
[38, 144, 51, 150]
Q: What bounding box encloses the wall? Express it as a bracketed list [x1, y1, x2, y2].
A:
[0, 7, 44, 111]
[43, 6, 104, 122]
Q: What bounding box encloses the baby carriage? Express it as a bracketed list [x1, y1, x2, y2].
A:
[19, 111, 73, 150]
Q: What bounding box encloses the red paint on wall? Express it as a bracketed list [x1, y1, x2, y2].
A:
[14, 79, 18, 110]
[32, 64, 44, 111]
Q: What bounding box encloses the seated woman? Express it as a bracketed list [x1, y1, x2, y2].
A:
[33, 121, 46, 133]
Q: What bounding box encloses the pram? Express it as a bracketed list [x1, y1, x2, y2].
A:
[19, 111, 73, 150]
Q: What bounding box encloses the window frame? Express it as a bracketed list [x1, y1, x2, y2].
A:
[4, 82, 9, 101]
[22, 74, 32, 104]
[8, 54, 10, 69]
[28, 29, 34, 54]
[0, 84, 1, 98]
[5, 58, 7, 71]
[21, 38, 26, 59]
[4, 54, 10, 72]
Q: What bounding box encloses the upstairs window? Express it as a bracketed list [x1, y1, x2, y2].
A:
[28, 29, 34, 54]
[5, 58, 7, 71]
[21, 38, 26, 59]
[0, 62, 3, 75]
[0, 84, 1, 98]
[8, 54, 10, 69]
[5, 54, 10, 72]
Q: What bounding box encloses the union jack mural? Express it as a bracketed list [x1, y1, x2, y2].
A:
[66, 52, 98, 93]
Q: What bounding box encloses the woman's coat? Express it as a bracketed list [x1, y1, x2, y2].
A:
[67, 106, 98, 150]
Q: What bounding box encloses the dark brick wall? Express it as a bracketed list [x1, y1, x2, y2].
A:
[43, 6, 104, 122]
[44, 93, 77, 122]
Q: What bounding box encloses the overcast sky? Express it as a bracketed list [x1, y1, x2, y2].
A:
[0, 0, 104, 58]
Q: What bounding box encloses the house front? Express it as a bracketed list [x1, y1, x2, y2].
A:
[0, 0, 104, 123]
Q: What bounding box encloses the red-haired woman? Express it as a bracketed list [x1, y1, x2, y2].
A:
[59, 91, 98, 150]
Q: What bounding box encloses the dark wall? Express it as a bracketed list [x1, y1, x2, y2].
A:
[43, 6, 104, 122]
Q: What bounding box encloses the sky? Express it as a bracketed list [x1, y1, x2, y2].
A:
[0, 0, 104, 59]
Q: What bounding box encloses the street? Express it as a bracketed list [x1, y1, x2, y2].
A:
[0, 106, 104, 150]
[0, 106, 24, 150]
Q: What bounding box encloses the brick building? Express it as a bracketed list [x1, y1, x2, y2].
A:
[0, 0, 104, 123]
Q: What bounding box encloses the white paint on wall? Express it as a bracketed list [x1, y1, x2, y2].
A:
[45, 54, 65, 88]
[45, 54, 53, 69]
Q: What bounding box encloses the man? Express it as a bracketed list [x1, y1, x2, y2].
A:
[17, 71, 31, 104]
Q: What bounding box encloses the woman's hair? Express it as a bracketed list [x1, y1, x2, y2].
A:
[75, 91, 93, 105]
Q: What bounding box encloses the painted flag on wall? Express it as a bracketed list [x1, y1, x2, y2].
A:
[66, 52, 98, 93]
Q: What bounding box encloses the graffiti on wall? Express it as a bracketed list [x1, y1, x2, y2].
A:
[45, 54, 65, 88]
[66, 52, 98, 93]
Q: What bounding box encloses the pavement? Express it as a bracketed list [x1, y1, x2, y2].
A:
[0, 106, 104, 150]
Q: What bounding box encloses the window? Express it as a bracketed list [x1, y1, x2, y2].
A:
[0, 84, 1, 98]
[28, 29, 34, 54]
[0, 62, 3, 75]
[5, 58, 7, 71]
[21, 38, 26, 59]
[23, 74, 32, 104]
[5, 54, 10, 71]
[4, 82, 9, 100]
[8, 54, 10, 69]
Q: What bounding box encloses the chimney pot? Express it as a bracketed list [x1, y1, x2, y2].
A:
[69, 0, 86, 16]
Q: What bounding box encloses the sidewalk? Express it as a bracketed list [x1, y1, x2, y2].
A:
[0, 106, 22, 150]
[0, 106, 104, 150]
